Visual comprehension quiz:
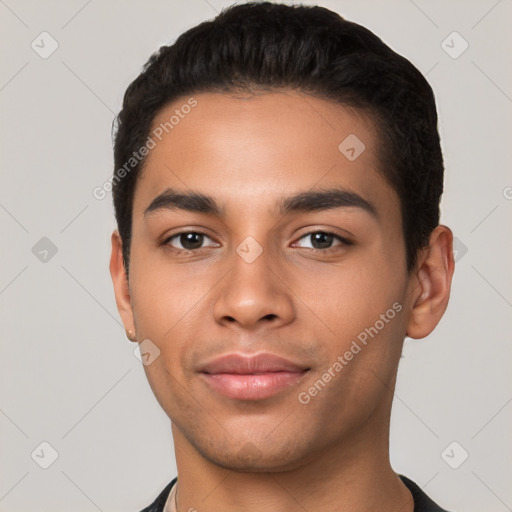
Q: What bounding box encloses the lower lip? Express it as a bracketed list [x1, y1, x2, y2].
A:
[201, 371, 307, 400]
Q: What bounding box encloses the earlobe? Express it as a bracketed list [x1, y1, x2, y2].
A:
[406, 226, 455, 339]
[109, 230, 137, 340]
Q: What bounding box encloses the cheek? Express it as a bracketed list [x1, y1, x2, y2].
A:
[128, 255, 213, 388]
[129, 247, 210, 337]
[300, 254, 406, 344]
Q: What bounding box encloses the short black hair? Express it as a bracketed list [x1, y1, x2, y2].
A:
[112, 1, 443, 274]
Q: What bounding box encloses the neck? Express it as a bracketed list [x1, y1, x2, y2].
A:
[170, 398, 413, 512]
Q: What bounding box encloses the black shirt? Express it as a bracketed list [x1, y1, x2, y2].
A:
[139, 474, 451, 511]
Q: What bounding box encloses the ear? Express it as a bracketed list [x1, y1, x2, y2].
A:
[109, 230, 136, 341]
[406, 225, 455, 339]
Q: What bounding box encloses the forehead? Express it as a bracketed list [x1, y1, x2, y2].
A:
[133, 90, 398, 221]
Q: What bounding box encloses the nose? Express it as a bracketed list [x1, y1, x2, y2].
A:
[212, 245, 295, 332]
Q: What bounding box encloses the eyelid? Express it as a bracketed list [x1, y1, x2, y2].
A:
[291, 230, 353, 249]
[163, 230, 219, 250]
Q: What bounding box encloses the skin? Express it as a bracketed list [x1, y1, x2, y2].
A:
[110, 90, 454, 512]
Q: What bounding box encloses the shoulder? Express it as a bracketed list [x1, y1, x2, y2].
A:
[138, 477, 177, 512]
[399, 474, 452, 512]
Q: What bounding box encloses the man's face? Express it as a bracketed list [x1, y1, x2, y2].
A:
[118, 90, 416, 471]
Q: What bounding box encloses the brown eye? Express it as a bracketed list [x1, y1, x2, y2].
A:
[294, 231, 352, 250]
[164, 232, 217, 251]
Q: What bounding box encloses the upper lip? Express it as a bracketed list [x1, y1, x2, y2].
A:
[200, 353, 309, 375]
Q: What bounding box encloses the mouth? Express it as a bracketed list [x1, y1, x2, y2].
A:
[199, 352, 310, 400]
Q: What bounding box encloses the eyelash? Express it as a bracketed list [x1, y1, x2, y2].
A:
[162, 230, 353, 253]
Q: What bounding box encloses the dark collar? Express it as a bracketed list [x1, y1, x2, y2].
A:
[399, 474, 451, 512]
[138, 477, 176, 512]
[139, 474, 450, 512]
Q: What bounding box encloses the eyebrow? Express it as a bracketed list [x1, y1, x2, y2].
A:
[144, 186, 378, 219]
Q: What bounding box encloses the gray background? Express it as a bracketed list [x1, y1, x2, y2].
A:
[0, 0, 511, 511]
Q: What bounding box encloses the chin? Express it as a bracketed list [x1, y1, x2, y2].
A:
[194, 435, 312, 473]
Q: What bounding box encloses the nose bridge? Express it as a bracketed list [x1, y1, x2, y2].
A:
[213, 238, 294, 329]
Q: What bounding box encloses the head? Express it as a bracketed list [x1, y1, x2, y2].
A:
[110, 2, 454, 472]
